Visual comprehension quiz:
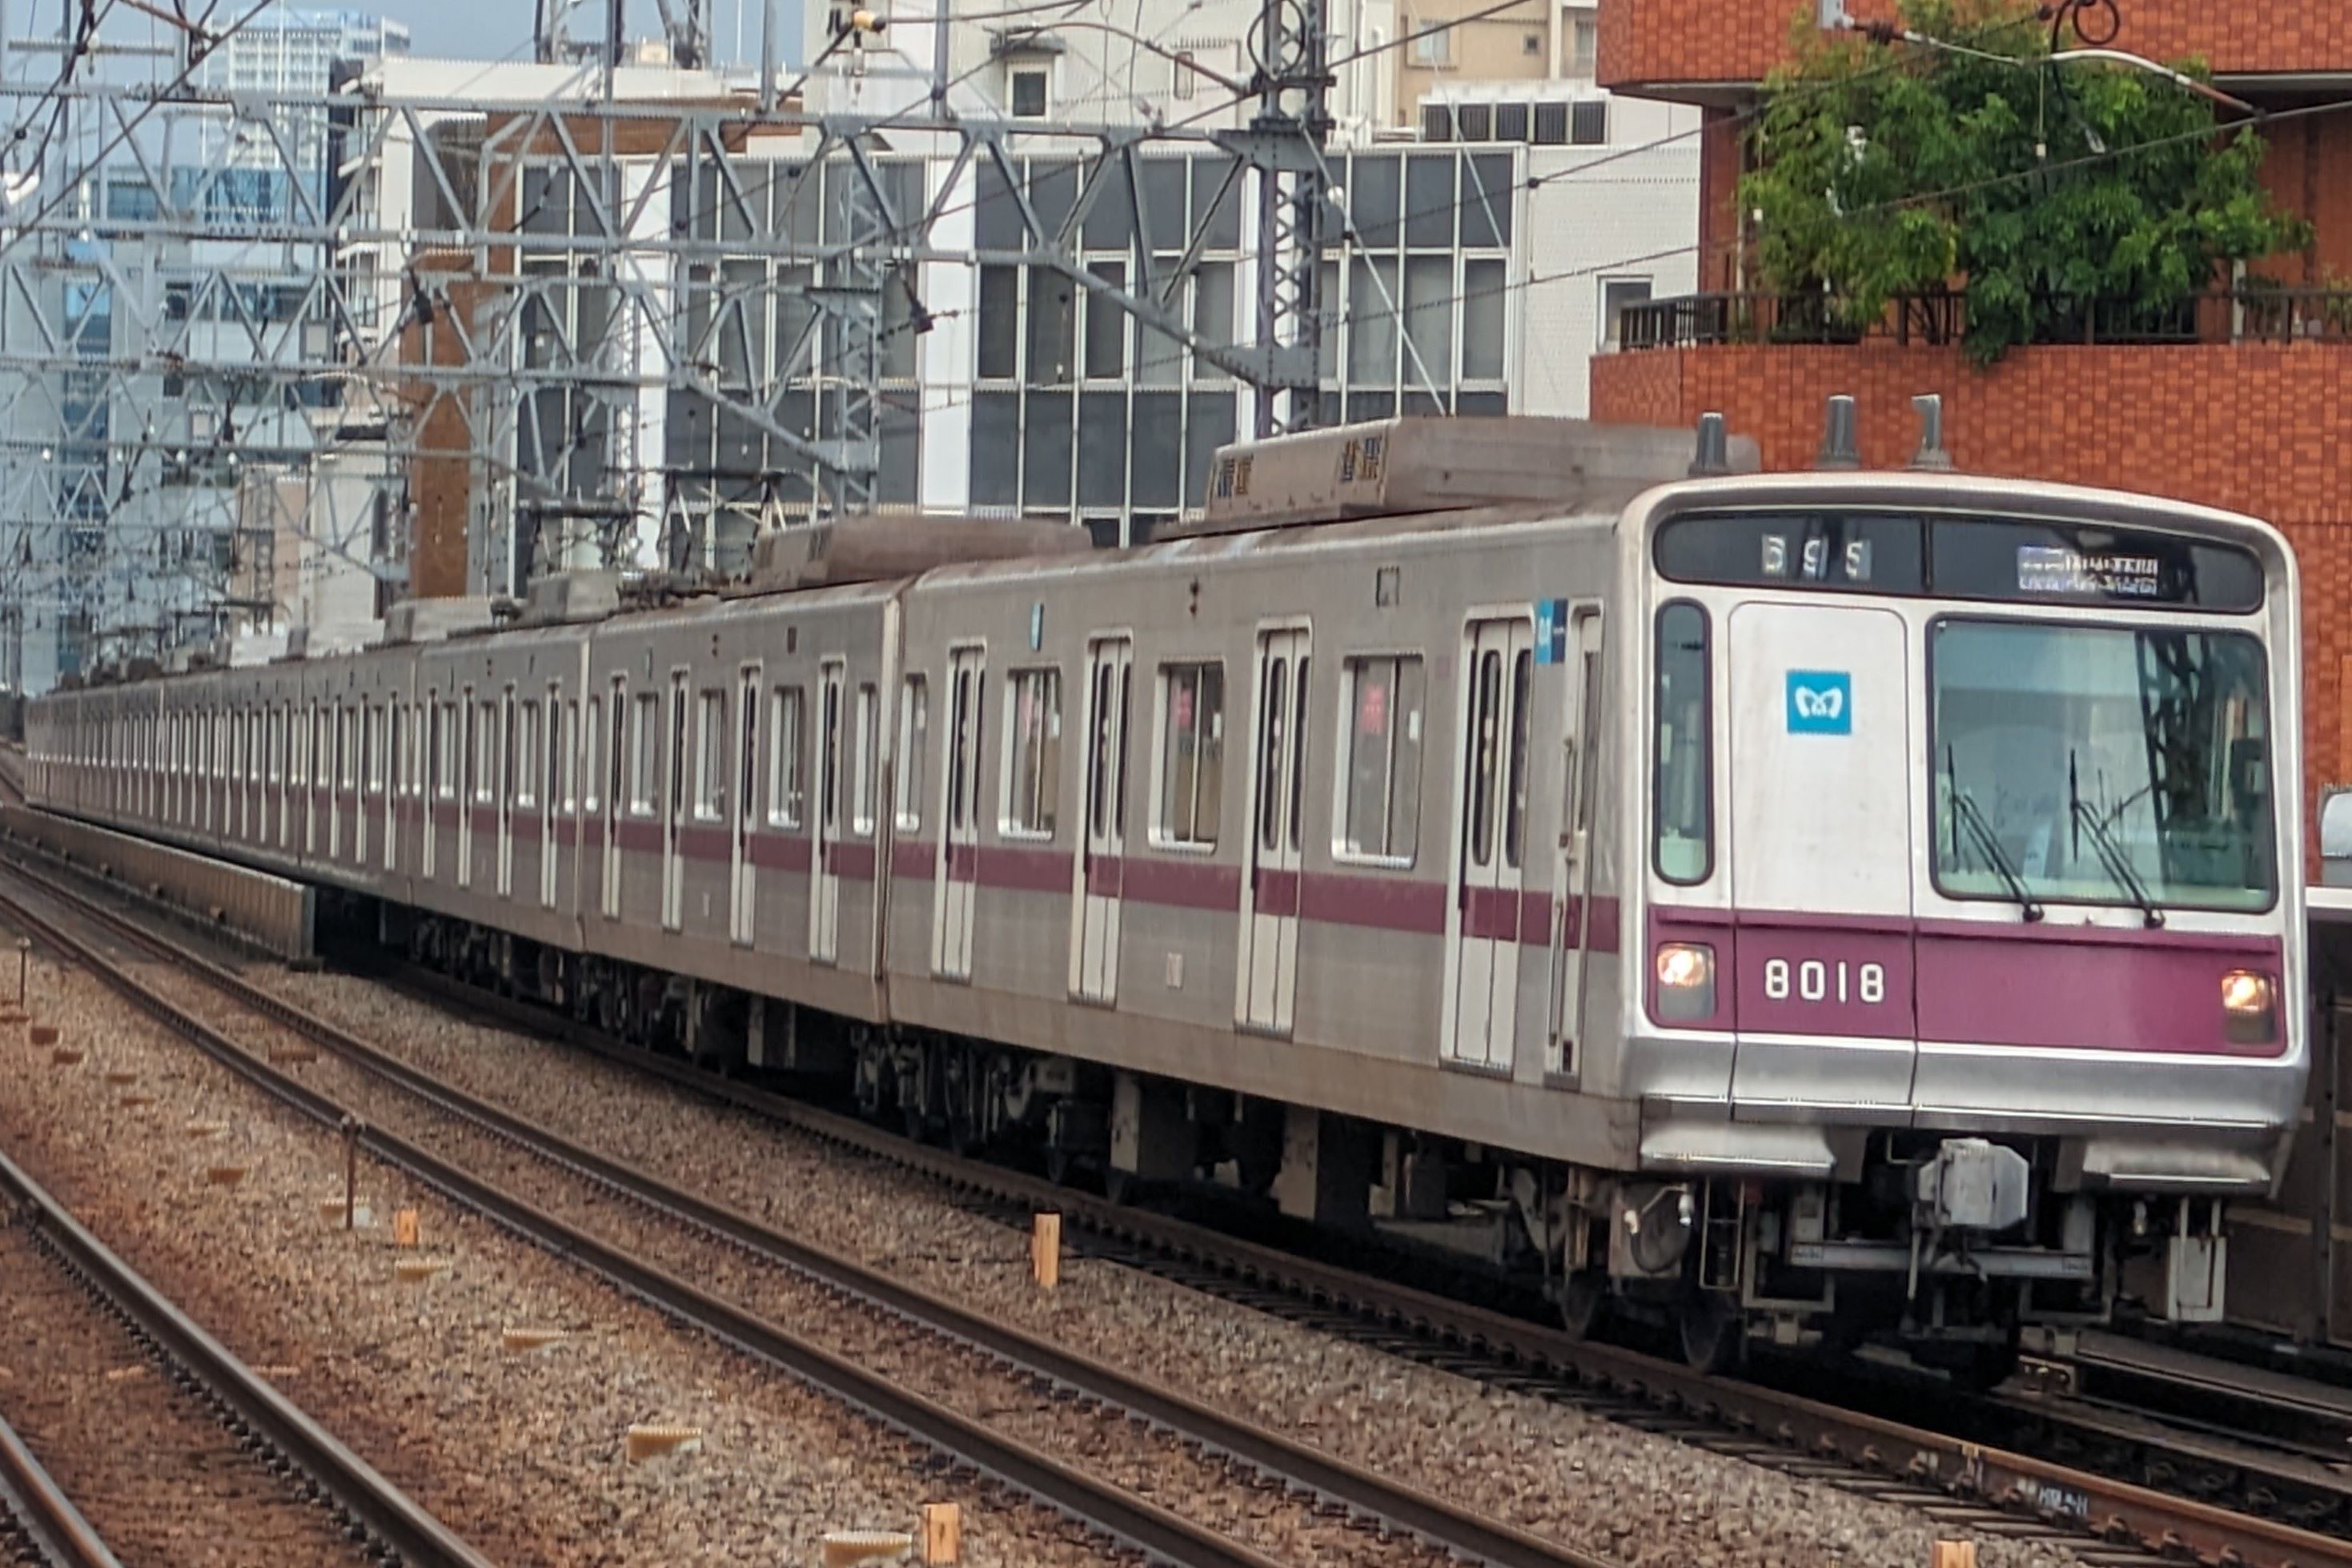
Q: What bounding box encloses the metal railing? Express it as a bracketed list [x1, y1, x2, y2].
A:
[1614, 287, 2352, 352]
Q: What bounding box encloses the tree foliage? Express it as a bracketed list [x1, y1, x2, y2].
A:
[1740, 0, 2309, 363]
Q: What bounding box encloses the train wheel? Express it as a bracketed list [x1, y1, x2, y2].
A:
[1676, 1289, 1744, 1375]
[1557, 1272, 1608, 1341]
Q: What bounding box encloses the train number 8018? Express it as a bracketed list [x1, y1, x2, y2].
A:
[1762, 958, 1887, 1005]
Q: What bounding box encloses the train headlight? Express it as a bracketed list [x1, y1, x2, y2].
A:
[2221, 969, 2276, 1045]
[1654, 943, 1716, 1023]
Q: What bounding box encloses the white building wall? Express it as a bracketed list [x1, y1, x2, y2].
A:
[1515, 97, 1701, 417]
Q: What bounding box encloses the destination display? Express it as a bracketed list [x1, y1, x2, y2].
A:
[1655, 510, 2266, 612]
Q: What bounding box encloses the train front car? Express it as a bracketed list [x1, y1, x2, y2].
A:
[1617, 472, 2302, 1378]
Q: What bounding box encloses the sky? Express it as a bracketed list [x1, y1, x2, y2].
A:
[375, 0, 803, 67]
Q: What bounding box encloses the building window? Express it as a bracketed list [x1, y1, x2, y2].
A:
[1569, 10, 1599, 74]
[1173, 49, 1197, 99]
[1600, 276, 1652, 350]
[768, 686, 805, 827]
[1009, 66, 1049, 118]
[1001, 668, 1062, 838]
[897, 675, 929, 832]
[1408, 24, 1451, 66]
[1337, 655, 1425, 864]
[584, 696, 603, 811]
[1571, 98, 1607, 145]
[1154, 661, 1223, 848]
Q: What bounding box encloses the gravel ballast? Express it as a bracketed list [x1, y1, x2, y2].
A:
[259, 964, 2090, 1568]
[0, 949, 1128, 1568]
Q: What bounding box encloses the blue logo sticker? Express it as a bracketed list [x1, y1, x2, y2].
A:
[1786, 670, 1852, 736]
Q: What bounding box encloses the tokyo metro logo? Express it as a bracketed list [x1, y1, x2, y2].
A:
[1785, 671, 1852, 735]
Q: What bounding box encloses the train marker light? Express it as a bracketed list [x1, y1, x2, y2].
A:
[1654, 944, 1716, 1022]
[2221, 969, 2275, 1045]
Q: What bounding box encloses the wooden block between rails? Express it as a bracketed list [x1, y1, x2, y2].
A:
[821, 1530, 912, 1567]
[921, 1502, 960, 1565]
[49, 1046, 82, 1066]
[1030, 1212, 1060, 1291]
[501, 1327, 567, 1354]
[393, 1209, 420, 1248]
[624, 1424, 703, 1463]
[266, 1043, 317, 1066]
[27, 1025, 56, 1047]
[1933, 1542, 1977, 1568]
[393, 1257, 452, 1284]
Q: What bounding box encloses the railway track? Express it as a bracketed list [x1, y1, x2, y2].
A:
[0, 1403, 118, 1568]
[12, 839, 2352, 1568]
[0, 855, 1619, 1568]
[0, 1105, 495, 1568]
[333, 964, 2352, 1567]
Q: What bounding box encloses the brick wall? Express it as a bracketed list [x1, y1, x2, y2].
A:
[1591, 341, 2352, 868]
[1599, 0, 2352, 94]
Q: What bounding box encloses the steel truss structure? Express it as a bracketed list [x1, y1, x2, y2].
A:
[0, 0, 1337, 679]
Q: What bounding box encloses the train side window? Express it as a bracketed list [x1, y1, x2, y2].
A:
[1336, 654, 1424, 864]
[768, 687, 805, 828]
[472, 701, 495, 803]
[1467, 646, 1501, 868]
[897, 675, 929, 832]
[584, 696, 602, 811]
[518, 700, 542, 808]
[1001, 668, 1062, 839]
[561, 700, 579, 812]
[630, 694, 658, 814]
[853, 683, 879, 837]
[695, 690, 724, 820]
[1503, 646, 1532, 870]
[1154, 661, 1224, 848]
[1652, 601, 1713, 884]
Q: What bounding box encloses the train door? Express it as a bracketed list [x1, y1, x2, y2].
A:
[496, 688, 516, 897]
[1444, 616, 1535, 1071]
[422, 696, 439, 878]
[933, 645, 985, 981]
[1724, 601, 1917, 1109]
[1070, 636, 1132, 1003]
[602, 679, 625, 918]
[541, 684, 562, 908]
[663, 671, 687, 932]
[458, 690, 476, 887]
[1547, 608, 1607, 1076]
[730, 666, 759, 946]
[811, 660, 846, 963]
[1237, 624, 1310, 1036]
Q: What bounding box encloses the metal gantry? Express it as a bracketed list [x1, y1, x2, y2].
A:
[0, 0, 1339, 677]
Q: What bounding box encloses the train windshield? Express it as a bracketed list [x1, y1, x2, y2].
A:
[1932, 621, 2275, 913]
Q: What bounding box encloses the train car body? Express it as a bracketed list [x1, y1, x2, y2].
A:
[23, 416, 2305, 1375]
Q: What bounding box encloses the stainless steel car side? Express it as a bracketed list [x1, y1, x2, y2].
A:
[24, 417, 2304, 1374]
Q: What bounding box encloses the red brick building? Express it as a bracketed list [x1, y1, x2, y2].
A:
[1591, 0, 2352, 852]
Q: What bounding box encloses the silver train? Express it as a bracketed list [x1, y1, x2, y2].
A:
[24, 415, 2306, 1378]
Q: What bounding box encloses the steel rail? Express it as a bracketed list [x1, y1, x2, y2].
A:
[0, 863, 1602, 1568]
[0, 1138, 495, 1568]
[375, 961, 2352, 1568]
[0, 1406, 122, 1568]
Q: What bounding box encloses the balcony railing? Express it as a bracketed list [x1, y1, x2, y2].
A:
[1615, 287, 2352, 352]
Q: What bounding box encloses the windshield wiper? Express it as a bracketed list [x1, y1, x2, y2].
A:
[2069, 751, 2165, 928]
[1946, 746, 2042, 922]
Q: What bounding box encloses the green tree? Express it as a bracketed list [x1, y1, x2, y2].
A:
[1740, 0, 2308, 363]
